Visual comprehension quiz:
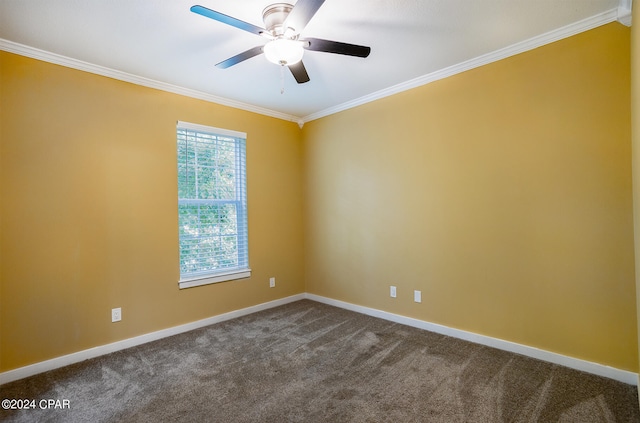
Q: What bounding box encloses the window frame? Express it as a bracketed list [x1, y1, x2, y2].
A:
[176, 121, 250, 289]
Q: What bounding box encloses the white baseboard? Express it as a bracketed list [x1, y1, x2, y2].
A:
[2, 292, 636, 386]
[0, 294, 305, 385]
[304, 293, 638, 386]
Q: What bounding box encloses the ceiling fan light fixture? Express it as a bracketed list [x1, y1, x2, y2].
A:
[264, 38, 304, 66]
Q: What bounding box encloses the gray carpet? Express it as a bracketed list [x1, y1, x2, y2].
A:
[1, 300, 638, 422]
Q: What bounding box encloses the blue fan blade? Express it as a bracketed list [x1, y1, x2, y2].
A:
[215, 46, 264, 69]
[191, 5, 266, 36]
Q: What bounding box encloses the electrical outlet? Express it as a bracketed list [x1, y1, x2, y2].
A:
[269, 277, 276, 288]
[390, 286, 397, 298]
[111, 307, 122, 322]
[414, 290, 422, 303]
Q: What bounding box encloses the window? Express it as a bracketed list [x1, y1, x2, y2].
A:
[177, 121, 250, 289]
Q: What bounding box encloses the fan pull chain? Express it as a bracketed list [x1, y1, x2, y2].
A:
[280, 65, 285, 94]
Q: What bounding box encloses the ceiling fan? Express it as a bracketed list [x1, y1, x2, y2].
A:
[190, 0, 371, 84]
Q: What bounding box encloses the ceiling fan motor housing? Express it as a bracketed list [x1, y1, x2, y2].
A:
[263, 3, 294, 36]
[190, 0, 371, 84]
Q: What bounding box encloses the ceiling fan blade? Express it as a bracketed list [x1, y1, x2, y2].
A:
[283, 0, 326, 33]
[288, 61, 310, 84]
[216, 46, 264, 69]
[191, 5, 266, 36]
[303, 37, 371, 58]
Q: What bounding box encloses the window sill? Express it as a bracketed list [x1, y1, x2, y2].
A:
[179, 269, 251, 289]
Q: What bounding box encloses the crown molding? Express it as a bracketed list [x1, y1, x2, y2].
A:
[1, 6, 625, 127]
[617, 0, 633, 26]
[0, 38, 301, 124]
[300, 7, 620, 124]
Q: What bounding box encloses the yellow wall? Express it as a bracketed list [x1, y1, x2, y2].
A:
[632, 2, 640, 381]
[303, 23, 637, 371]
[1, 20, 636, 375]
[0, 52, 305, 371]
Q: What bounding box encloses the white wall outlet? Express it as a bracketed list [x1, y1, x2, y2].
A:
[414, 290, 422, 303]
[269, 277, 276, 288]
[111, 307, 122, 322]
[390, 286, 397, 298]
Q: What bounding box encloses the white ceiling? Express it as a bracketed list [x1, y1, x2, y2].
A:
[0, 0, 631, 123]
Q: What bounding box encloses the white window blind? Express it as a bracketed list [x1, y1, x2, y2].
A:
[177, 121, 250, 289]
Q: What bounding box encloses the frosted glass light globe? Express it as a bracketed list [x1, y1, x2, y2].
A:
[264, 39, 304, 66]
